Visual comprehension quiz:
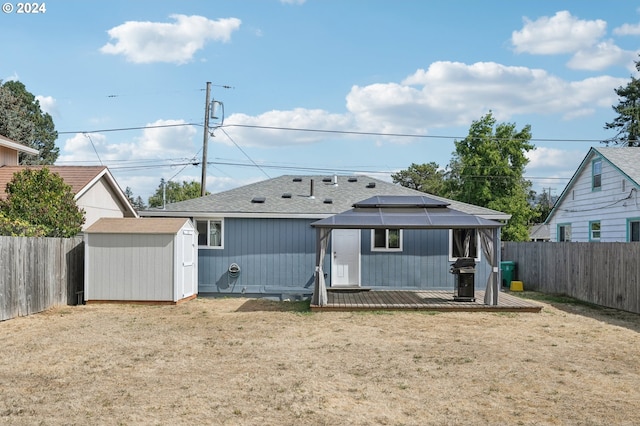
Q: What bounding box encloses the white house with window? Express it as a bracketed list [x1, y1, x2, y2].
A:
[546, 147, 640, 242]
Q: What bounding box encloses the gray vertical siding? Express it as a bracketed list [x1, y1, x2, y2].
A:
[360, 229, 492, 290]
[87, 234, 174, 301]
[198, 218, 318, 296]
[199, 219, 495, 297]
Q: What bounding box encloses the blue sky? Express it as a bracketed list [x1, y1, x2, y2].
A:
[2, 0, 640, 202]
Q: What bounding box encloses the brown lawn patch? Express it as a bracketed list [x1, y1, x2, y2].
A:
[1, 295, 639, 425]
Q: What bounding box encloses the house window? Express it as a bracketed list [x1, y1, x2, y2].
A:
[449, 229, 479, 260]
[628, 219, 640, 242]
[589, 221, 601, 242]
[592, 159, 602, 190]
[196, 219, 223, 248]
[558, 224, 571, 242]
[372, 228, 402, 251]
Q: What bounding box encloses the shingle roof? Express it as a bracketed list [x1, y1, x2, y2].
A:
[595, 147, 640, 184]
[141, 175, 509, 220]
[0, 165, 108, 200]
[85, 217, 191, 234]
[545, 147, 640, 224]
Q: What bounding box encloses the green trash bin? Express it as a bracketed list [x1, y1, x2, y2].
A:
[500, 261, 516, 287]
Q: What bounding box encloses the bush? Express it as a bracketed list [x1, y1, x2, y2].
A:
[0, 168, 84, 237]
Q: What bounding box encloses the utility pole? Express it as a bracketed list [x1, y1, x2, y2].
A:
[200, 81, 212, 196]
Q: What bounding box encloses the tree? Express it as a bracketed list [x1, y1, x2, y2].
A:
[0, 212, 47, 237]
[0, 168, 84, 237]
[449, 112, 536, 241]
[148, 179, 207, 208]
[125, 186, 147, 211]
[530, 188, 554, 224]
[391, 162, 447, 196]
[0, 80, 59, 164]
[604, 58, 640, 146]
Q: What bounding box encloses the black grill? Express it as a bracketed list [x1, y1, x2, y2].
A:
[450, 257, 476, 302]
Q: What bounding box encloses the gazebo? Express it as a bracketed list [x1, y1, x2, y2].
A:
[310, 195, 504, 307]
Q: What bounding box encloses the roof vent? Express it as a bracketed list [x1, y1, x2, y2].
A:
[282, 193, 292, 199]
[292, 177, 303, 182]
[366, 182, 376, 188]
[251, 196, 266, 203]
[348, 177, 358, 183]
[322, 177, 332, 183]
[323, 198, 333, 204]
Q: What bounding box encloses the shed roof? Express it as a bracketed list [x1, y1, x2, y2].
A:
[85, 218, 192, 234]
[312, 196, 503, 229]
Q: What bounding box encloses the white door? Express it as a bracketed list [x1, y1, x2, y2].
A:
[182, 229, 196, 298]
[332, 229, 361, 287]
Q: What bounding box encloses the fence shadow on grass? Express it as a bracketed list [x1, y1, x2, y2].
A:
[514, 292, 640, 334]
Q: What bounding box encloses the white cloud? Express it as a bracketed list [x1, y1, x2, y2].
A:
[280, 0, 306, 4]
[58, 119, 199, 164]
[35, 95, 58, 117]
[566, 40, 637, 70]
[224, 108, 356, 147]
[525, 146, 586, 193]
[221, 61, 626, 148]
[527, 147, 580, 169]
[100, 15, 241, 64]
[512, 11, 606, 55]
[614, 22, 640, 36]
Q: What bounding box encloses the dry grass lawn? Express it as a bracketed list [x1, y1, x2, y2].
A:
[1, 293, 639, 425]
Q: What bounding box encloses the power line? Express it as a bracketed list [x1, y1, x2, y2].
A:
[58, 121, 611, 143]
[58, 122, 202, 135]
[218, 127, 271, 179]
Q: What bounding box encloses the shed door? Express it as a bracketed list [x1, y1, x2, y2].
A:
[332, 229, 360, 287]
[182, 229, 196, 297]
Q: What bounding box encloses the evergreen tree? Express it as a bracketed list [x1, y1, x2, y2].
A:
[604, 58, 640, 146]
[0, 81, 59, 164]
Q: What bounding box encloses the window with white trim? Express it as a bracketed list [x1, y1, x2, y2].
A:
[371, 228, 402, 251]
[558, 224, 571, 242]
[196, 219, 223, 248]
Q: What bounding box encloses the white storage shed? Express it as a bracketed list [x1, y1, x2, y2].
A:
[84, 218, 197, 304]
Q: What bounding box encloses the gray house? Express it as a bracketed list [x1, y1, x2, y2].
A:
[141, 175, 509, 301]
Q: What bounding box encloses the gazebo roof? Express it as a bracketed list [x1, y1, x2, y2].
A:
[311, 196, 503, 229]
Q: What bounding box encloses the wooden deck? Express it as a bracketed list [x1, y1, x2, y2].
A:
[311, 289, 542, 312]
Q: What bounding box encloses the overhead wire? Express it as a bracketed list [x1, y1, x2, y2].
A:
[59, 121, 613, 143]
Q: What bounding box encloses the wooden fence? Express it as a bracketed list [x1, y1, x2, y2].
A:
[502, 242, 640, 314]
[0, 236, 84, 321]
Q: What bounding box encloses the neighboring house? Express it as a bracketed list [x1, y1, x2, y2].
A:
[546, 147, 640, 242]
[529, 224, 550, 242]
[141, 175, 510, 300]
[0, 135, 137, 229]
[0, 165, 138, 229]
[0, 134, 39, 165]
